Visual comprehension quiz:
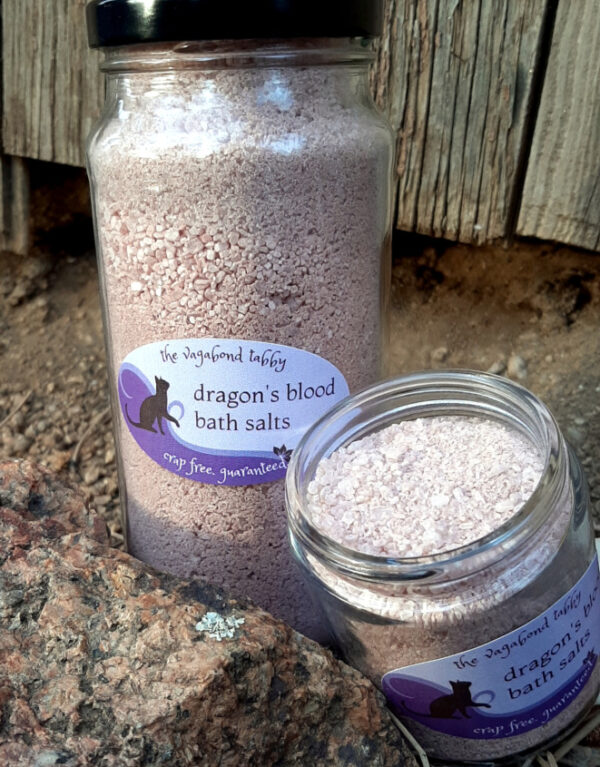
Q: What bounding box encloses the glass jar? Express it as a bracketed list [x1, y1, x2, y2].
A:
[85, 0, 394, 640]
[286, 371, 600, 762]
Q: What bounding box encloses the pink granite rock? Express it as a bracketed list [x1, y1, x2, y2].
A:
[0, 460, 416, 766]
[0, 459, 109, 564]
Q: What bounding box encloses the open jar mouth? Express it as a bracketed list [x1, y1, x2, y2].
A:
[285, 370, 568, 584]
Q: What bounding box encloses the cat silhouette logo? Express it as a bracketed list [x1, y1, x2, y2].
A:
[125, 376, 180, 435]
[402, 680, 492, 720]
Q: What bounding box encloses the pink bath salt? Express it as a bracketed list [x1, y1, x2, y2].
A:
[307, 416, 545, 557]
[88, 62, 390, 641]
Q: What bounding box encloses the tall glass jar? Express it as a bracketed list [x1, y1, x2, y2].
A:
[286, 372, 600, 762]
[86, 0, 394, 640]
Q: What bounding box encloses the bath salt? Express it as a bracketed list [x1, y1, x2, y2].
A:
[287, 373, 600, 761]
[87, 39, 393, 641]
[307, 416, 545, 557]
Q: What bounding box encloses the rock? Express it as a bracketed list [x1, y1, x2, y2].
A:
[507, 354, 527, 380]
[44, 450, 71, 474]
[565, 425, 586, 448]
[430, 346, 448, 363]
[11, 412, 25, 430]
[487, 359, 506, 375]
[0, 461, 109, 566]
[103, 478, 118, 496]
[39, 433, 59, 450]
[82, 465, 101, 486]
[10, 434, 32, 454]
[0, 460, 416, 767]
[33, 296, 50, 320]
[7, 282, 29, 306]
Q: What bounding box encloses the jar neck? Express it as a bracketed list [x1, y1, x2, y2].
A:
[102, 39, 375, 114]
[101, 38, 374, 73]
[286, 371, 572, 587]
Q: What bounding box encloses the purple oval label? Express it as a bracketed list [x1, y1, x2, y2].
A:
[118, 338, 349, 486]
[382, 555, 600, 741]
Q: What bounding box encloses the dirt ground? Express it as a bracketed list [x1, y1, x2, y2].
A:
[390, 232, 600, 536]
[2, 165, 600, 545]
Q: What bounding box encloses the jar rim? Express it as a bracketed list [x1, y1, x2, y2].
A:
[285, 369, 568, 584]
[98, 39, 375, 73]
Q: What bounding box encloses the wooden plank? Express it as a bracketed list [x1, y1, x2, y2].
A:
[2, 0, 104, 167]
[372, 0, 549, 244]
[517, 0, 600, 251]
[0, 155, 30, 255]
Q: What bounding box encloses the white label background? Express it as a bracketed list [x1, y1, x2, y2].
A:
[119, 338, 350, 458]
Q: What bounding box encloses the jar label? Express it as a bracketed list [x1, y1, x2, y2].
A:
[382, 555, 600, 740]
[118, 338, 350, 486]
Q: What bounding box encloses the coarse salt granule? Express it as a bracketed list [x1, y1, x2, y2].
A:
[307, 416, 545, 557]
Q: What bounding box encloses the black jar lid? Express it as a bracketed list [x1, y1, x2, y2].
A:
[87, 0, 383, 48]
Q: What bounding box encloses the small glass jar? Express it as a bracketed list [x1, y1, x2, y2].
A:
[286, 371, 600, 763]
[85, 0, 394, 640]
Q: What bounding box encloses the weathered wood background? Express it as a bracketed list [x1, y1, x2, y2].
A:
[516, 0, 600, 251]
[1, 0, 599, 254]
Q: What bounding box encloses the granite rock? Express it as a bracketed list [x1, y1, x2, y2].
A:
[0, 459, 109, 566]
[0, 460, 416, 766]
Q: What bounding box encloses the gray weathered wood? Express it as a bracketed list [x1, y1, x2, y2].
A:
[0, 155, 30, 255]
[2, 0, 104, 167]
[373, 0, 550, 244]
[2, 0, 597, 251]
[517, 0, 600, 251]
